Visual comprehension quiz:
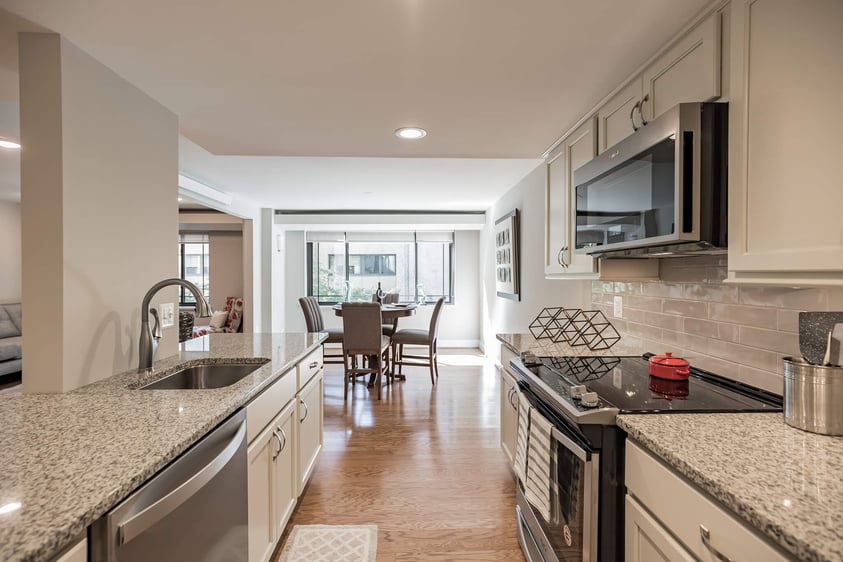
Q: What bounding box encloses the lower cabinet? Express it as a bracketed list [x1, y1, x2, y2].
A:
[248, 400, 296, 562]
[51, 538, 86, 562]
[499, 366, 519, 469]
[247, 349, 324, 562]
[296, 369, 324, 495]
[625, 440, 790, 562]
[625, 496, 694, 562]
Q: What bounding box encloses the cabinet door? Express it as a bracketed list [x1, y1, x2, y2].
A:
[544, 147, 568, 275]
[296, 369, 324, 494]
[247, 426, 276, 562]
[52, 539, 87, 562]
[728, 0, 843, 282]
[272, 402, 297, 540]
[499, 367, 519, 468]
[641, 11, 721, 123]
[564, 117, 599, 275]
[597, 79, 643, 153]
[625, 496, 695, 562]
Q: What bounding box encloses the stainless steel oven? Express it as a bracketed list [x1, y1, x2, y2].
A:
[510, 353, 781, 562]
[516, 387, 600, 562]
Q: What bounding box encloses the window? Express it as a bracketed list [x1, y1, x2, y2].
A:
[307, 232, 454, 304]
[178, 234, 210, 305]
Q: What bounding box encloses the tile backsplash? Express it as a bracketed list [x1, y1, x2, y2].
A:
[590, 256, 843, 394]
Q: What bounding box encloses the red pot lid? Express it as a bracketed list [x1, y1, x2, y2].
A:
[649, 352, 690, 368]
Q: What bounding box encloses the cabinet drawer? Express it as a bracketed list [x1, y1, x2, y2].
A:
[297, 348, 323, 389]
[626, 440, 791, 561]
[247, 367, 296, 443]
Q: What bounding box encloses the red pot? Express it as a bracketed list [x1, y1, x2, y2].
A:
[649, 352, 690, 380]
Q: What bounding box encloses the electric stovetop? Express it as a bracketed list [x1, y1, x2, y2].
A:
[523, 354, 782, 414]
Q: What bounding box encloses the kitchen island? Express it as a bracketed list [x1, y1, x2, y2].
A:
[0, 332, 326, 562]
[498, 332, 843, 562]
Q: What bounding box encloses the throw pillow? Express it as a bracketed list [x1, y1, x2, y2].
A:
[224, 297, 244, 333]
[209, 311, 229, 329]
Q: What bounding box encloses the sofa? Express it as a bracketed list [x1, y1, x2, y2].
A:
[0, 303, 22, 376]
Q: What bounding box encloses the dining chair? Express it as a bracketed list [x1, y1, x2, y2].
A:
[298, 296, 344, 364]
[390, 297, 445, 385]
[381, 293, 400, 337]
[340, 302, 392, 400]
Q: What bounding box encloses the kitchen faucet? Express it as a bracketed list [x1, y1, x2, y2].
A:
[138, 278, 211, 372]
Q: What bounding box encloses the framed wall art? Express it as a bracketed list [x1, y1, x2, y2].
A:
[494, 208, 520, 301]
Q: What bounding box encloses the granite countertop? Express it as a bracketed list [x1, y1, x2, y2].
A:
[618, 413, 843, 562]
[0, 332, 326, 562]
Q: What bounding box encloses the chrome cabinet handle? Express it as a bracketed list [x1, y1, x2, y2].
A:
[700, 525, 734, 562]
[638, 94, 650, 126]
[557, 246, 569, 269]
[299, 398, 309, 423]
[509, 387, 519, 410]
[630, 101, 641, 131]
[271, 430, 283, 461]
[278, 426, 287, 453]
[309, 361, 318, 369]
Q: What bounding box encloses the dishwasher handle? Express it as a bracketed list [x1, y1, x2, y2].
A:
[117, 418, 247, 545]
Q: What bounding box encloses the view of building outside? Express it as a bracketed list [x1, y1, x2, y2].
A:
[309, 235, 453, 304]
[178, 239, 210, 304]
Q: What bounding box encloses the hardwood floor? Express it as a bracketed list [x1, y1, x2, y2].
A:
[273, 349, 524, 562]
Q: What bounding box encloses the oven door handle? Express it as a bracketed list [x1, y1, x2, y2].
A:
[551, 425, 590, 462]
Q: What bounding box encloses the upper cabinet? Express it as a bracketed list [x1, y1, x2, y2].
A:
[727, 0, 843, 285]
[597, 12, 722, 154]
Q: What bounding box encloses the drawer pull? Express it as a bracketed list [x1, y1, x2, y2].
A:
[300, 398, 309, 423]
[271, 430, 283, 461]
[309, 361, 319, 369]
[700, 525, 734, 562]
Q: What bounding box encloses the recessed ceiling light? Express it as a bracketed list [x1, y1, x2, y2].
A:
[0, 138, 21, 149]
[395, 127, 427, 140]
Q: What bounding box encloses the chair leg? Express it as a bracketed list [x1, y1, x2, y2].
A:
[343, 353, 349, 401]
[428, 343, 436, 386]
[399, 344, 404, 376]
[433, 339, 440, 381]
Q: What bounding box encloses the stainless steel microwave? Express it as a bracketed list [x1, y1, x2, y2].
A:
[573, 102, 728, 258]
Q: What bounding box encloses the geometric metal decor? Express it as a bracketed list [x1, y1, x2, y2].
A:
[529, 307, 621, 351]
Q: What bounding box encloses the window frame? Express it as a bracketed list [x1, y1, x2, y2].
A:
[306, 233, 455, 305]
[178, 236, 211, 306]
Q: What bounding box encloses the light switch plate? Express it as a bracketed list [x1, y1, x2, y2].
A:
[160, 303, 175, 328]
[613, 296, 623, 319]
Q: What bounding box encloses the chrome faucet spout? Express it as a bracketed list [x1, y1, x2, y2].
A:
[138, 278, 211, 373]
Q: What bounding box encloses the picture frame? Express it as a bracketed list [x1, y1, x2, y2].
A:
[494, 209, 520, 301]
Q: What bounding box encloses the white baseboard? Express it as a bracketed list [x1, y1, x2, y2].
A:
[438, 339, 482, 348]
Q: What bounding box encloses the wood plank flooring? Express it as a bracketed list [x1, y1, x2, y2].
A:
[273, 349, 524, 562]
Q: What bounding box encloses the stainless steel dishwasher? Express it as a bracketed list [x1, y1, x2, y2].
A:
[90, 409, 248, 562]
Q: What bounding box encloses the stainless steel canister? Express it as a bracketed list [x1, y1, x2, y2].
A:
[783, 357, 843, 436]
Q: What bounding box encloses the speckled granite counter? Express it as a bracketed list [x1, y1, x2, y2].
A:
[618, 413, 843, 562]
[0, 332, 326, 562]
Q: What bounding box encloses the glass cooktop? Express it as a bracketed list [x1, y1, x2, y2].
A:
[530, 355, 781, 413]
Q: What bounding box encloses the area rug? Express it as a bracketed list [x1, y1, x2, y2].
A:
[278, 524, 377, 562]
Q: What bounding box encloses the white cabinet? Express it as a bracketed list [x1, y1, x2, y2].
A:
[625, 496, 694, 562]
[296, 369, 323, 494]
[727, 0, 843, 285]
[499, 345, 519, 470]
[52, 538, 87, 562]
[247, 348, 324, 562]
[499, 365, 519, 469]
[626, 440, 790, 562]
[597, 11, 721, 154]
[248, 401, 297, 562]
[544, 117, 600, 278]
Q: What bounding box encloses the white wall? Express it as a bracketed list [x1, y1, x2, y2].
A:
[481, 163, 591, 353]
[0, 201, 21, 301]
[209, 232, 244, 311]
[280, 227, 482, 346]
[20, 33, 179, 392]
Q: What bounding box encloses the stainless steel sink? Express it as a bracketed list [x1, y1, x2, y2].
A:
[138, 362, 265, 390]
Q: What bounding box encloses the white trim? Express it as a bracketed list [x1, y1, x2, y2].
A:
[178, 174, 234, 206]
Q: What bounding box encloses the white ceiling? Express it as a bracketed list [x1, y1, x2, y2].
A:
[0, 0, 711, 209]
